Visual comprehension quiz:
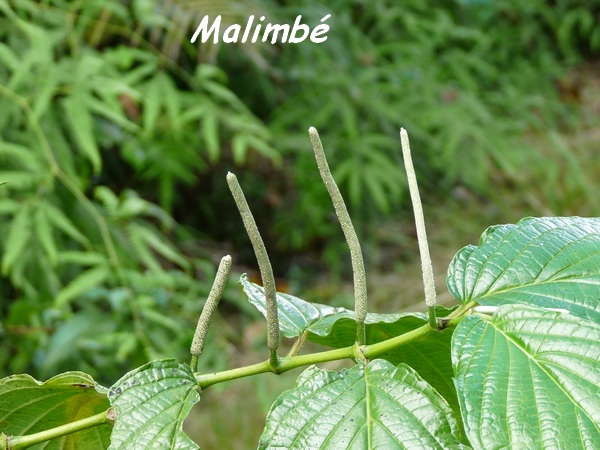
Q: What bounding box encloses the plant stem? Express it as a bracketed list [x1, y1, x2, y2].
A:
[8, 409, 113, 450]
[196, 301, 476, 389]
[197, 346, 356, 389]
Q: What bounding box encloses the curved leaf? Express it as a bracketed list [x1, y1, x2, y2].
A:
[62, 93, 102, 172]
[259, 359, 464, 449]
[108, 359, 199, 450]
[0, 372, 111, 450]
[447, 217, 600, 322]
[379, 329, 460, 424]
[452, 305, 600, 449]
[2, 205, 31, 275]
[54, 265, 110, 309]
[241, 274, 454, 346]
[242, 275, 461, 415]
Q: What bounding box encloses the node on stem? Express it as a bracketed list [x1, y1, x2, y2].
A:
[308, 127, 368, 345]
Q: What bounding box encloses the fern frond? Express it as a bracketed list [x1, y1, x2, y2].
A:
[2, 204, 32, 275]
[32, 65, 62, 119]
[0, 171, 38, 190]
[43, 110, 77, 179]
[0, 42, 19, 72]
[127, 223, 162, 272]
[0, 141, 44, 172]
[94, 186, 120, 214]
[0, 198, 20, 215]
[35, 204, 58, 266]
[56, 251, 107, 267]
[140, 307, 183, 333]
[142, 73, 162, 134]
[44, 202, 90, 246]
[54, 264, 110, 309]
[128, 222, 190, 271]
[61, 93, 102, 172]
[9, 242, 37, 296]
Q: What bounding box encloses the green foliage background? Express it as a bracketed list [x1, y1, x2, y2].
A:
[0, 0, 599, 447]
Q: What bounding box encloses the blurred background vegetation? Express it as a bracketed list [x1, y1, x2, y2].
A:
[0, 0, 598, 447]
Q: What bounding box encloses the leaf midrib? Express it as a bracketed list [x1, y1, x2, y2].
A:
[489, 317, 598, 434]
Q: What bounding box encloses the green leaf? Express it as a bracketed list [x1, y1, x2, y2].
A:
[0, 198, 20, 215]
[241, 275, 462, 419]
[378, 328, 460, 423]
[108, 359, 199, 450]
[32, 64, 63, 119]
[143, 75, 161, 134]
[35, 205, 58, 265]
[45, 201, 90, 246]
[2, 205, 31, 275]
[447, 217, 600, 322]
[0, 372, 111, 450]
[202, 112, 219, 162]
[62, 94, 102, 172]
[452, 305, 600, 449]
[129, 223, 190, 270]
[259, 360, 464, 449]
[0, 141, 44, 172]
[55, 265, 110, 309]
[241, 274, 452, 346]
[232, 134, 247, 165]
[0, 43, 19, 72]
[0, 170, 37, 190]
[57, 251, 107, 266]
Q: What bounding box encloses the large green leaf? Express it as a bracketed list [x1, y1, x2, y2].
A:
[0, 372, 111, 449]
[447, 217, 600, 322]
[258, 359, 465, 449]
[241, 274, 454, 346]
[242, 275, 461, 417]
[108, 359, 199, 450]
[452, 305, 600, 449]
[378, 329, 459, 424]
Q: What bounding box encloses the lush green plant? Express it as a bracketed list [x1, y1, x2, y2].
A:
[0, 0, 277, 383]
[224, 0, 599, 255]
[2, 128, 598, 449]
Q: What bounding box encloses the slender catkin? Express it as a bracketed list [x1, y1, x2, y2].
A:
[226, 172, 280, 363]
[191, 255, 232, 359]
[308, 127, 368, 345]
[400, 129, 437, 325]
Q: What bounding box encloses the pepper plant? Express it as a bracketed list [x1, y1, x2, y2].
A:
[1, 128, 599, 449]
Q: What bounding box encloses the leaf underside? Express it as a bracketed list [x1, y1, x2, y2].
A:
[259, 359, 464, 449]
[0, 372, 111, 450]
[447, 217, 600, 322]
[241, 274, 455, 346]
[452, 305, 600, 449]
[107, 359, 200, 450]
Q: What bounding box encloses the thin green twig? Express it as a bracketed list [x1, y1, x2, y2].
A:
[196, 300, 476, 389]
